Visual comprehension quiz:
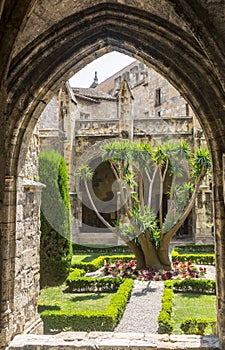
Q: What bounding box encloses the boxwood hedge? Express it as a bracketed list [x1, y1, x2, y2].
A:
[39, 278, 133, 333]
[71, 254, 135, 272]
[171, 245, 215, 265]
[158, 279, 216, 335]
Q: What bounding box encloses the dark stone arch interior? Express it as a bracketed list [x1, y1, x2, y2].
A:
[6, 4, 225, 177]
[0, 2, 225, 349]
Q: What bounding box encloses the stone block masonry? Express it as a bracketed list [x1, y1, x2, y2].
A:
[9, 332, 220, 350]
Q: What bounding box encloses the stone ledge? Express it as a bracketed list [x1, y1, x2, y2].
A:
[9, 332, 220, 350]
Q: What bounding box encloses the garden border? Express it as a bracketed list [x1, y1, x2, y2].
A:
[39, 278, 134, 333]
[158, 279, 216, 335]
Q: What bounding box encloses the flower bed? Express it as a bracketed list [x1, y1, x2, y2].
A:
[103, 260, 207, 281]
[71, 255, 135, 272]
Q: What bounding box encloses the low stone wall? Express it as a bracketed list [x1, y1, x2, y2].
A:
[9, 332, 220, 350]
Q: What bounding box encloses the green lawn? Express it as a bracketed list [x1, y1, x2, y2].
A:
[172, 293, 216, 334]
[38, 285, 114, 313]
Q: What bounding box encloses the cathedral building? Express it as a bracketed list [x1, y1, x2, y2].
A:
[39, 60, 213, 246]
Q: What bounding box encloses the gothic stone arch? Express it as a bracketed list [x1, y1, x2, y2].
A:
[0, 1, 224, 349]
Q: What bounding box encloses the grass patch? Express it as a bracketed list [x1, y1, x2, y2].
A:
[172, 293, 216, 334]
[38, 279, 134, 333]
[38, 285, 113, 313]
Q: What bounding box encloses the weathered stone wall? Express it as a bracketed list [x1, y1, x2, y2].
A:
[9, 332, 220, 350]
[14, 126, 44, 337]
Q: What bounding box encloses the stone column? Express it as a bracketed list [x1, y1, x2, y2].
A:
[213, 151, 225, 349]
[118, 80, 133, 140]
[0, 176, 17, 349]
[14, 179, 45, 336]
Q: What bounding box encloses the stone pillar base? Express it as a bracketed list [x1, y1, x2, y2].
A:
[24, 316, 43, 335]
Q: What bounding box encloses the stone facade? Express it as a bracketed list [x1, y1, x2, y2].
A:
[0, 2, 225, 349]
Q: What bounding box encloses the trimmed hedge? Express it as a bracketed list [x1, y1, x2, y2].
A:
[173, 244, 214, 253]
[180, 318, 216, 335]
[66, 276, 124, 293]
[158, 279, 216, 335]
[73, 243, 131, 254]
[172, 246, 215, 265]
[39, 278, 133, 333]
[166, 279, 216, 294]
[39, 150, 72, 288]
[71, 255, 135, 272]
[172, 252, 215, 265]
[158, 286, 174, 334]
[68, 268, 86, 279]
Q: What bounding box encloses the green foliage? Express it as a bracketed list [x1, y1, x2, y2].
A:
[75, 164, 93, 181]
[192, 148, 211, 179]
[158, 279, 216, 335]
[131, 206, 160, 249]
[65, 276, 124, 293]
[39, 149, 72, 288]
[180, 318, 216, 335]
[171, 279, 216, 294]
[172, 247, 215, 265]
[172, 252, 215, 265]
[78, 139, 211, 269]
[173, 244, 214, 253]
[68, 268, 86, 279]
[39, 278, 133, 333]
[103, 140, 133, 164]
[72, 243, 131, 254]
[71, 254, 135, 272]
[158, 286, 174, 334]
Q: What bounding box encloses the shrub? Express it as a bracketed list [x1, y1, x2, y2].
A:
[158, 283, 174, 334]
[65, 276, 124, 293]
[180, 318, 216, 335]
[172, 251, 215, 265]
[40, 278, 133, 333]
[39, 149, 72, 287]
[68, 268, 86, 279]
[73, 243, 131, 254]
[171, 279, 216, 294]
[174, 244, 214, 253]
[158, 311, 174, 334]
[71, 255, 135, 272]
[172, 245, 215, 265]
[158, 279, 216, 335]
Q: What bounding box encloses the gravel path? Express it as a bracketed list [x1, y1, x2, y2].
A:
[114, 280, 164, 333]
[114, 265, 216, 333]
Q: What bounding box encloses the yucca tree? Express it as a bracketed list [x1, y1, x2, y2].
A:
[76, 141, 210, 271]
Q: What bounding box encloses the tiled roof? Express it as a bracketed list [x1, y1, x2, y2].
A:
[73, 88, 116, 101]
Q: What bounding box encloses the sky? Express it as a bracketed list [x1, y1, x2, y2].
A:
[69, 51, 135, 88]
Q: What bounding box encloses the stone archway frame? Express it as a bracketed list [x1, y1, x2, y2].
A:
[1, 2, 225, 349]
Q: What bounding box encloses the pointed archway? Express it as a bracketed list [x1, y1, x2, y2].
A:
[0, 2, 225, 349]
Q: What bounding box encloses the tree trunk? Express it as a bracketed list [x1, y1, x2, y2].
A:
[127, 241, 146, 269]
[158, 243, 172, 270]
[138, 232, 163, 270]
